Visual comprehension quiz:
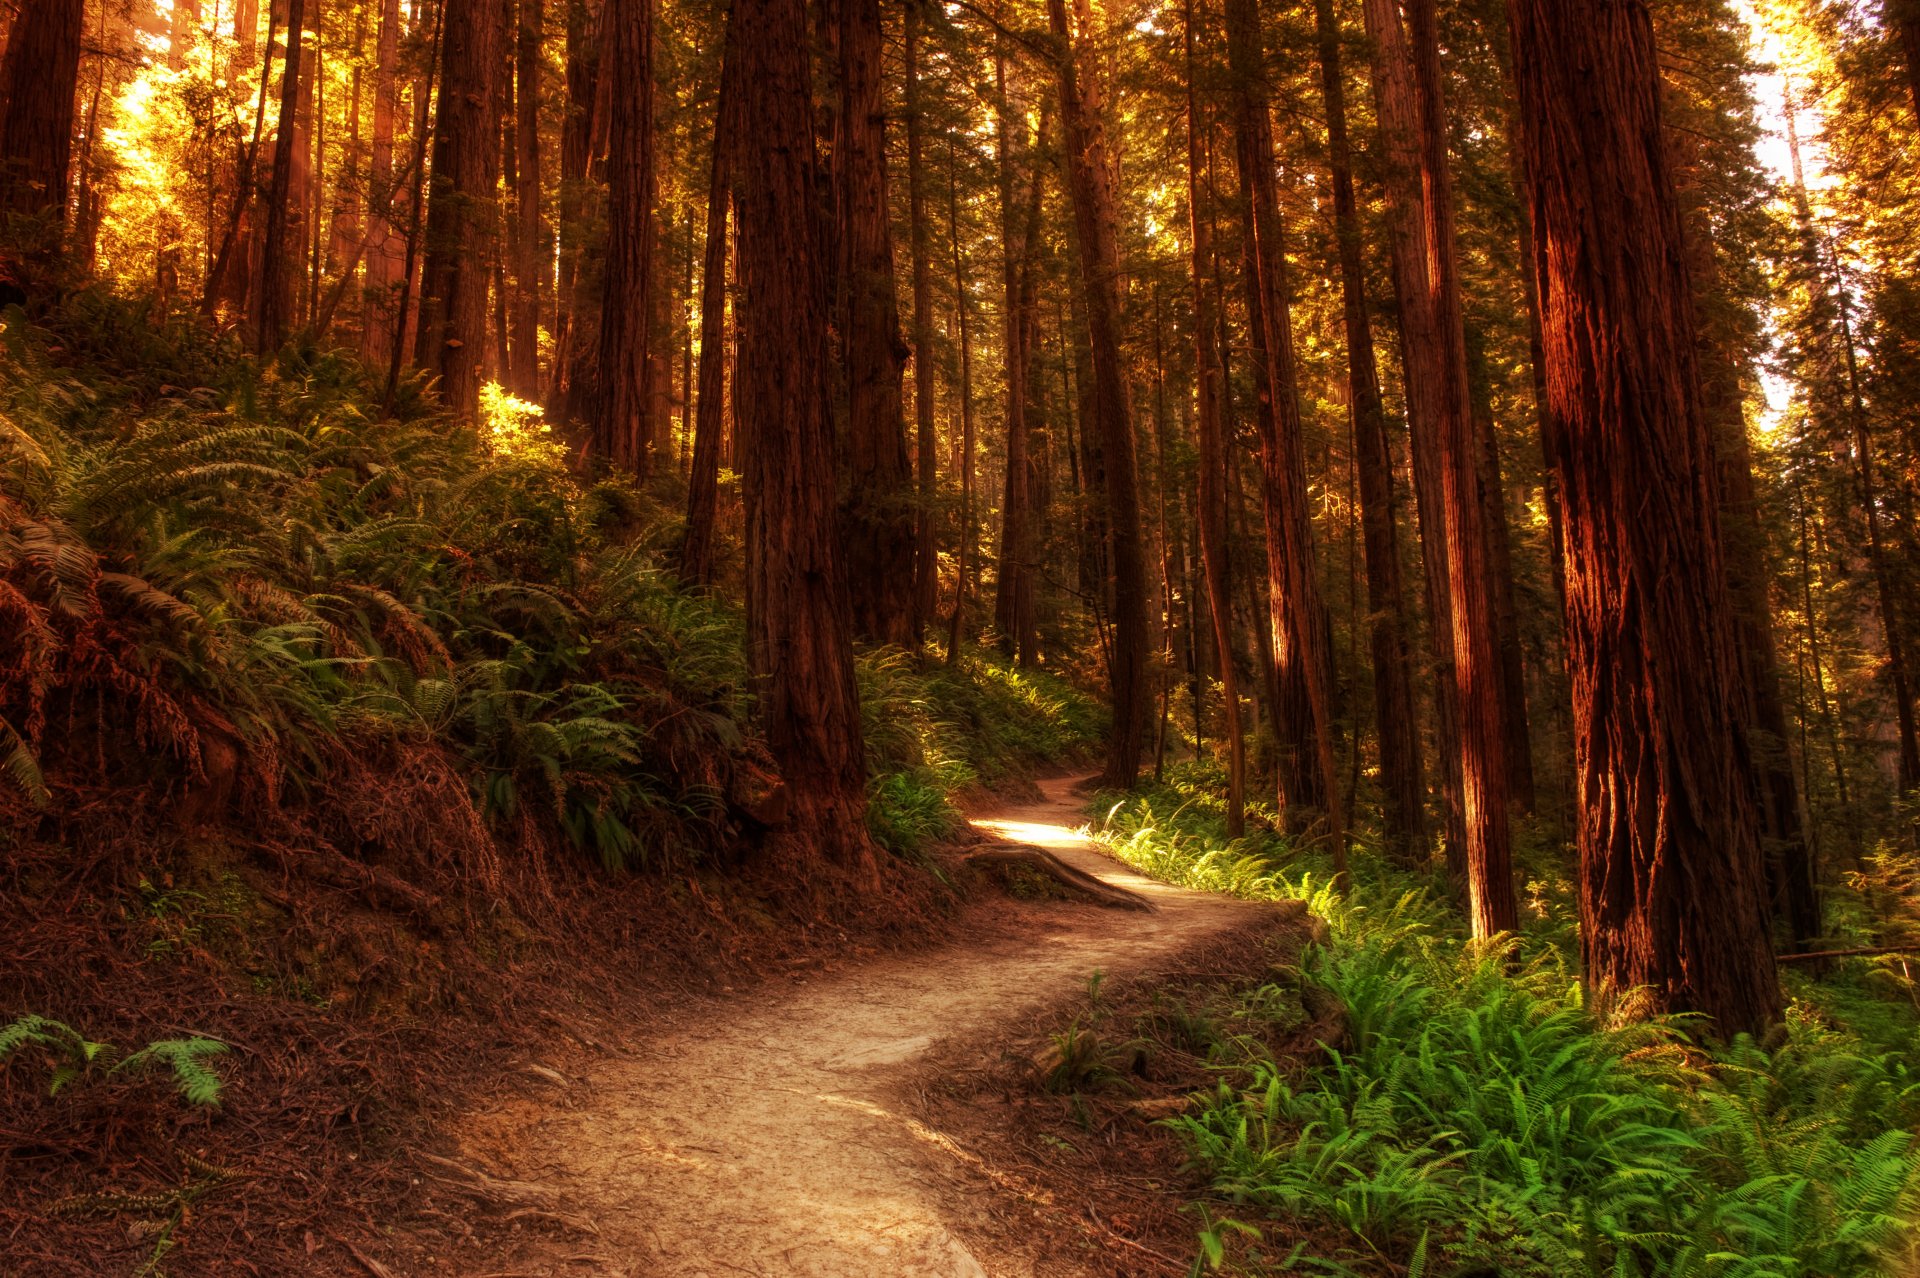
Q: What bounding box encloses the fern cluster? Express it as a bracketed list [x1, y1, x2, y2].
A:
[1092, 772, 1920, 1277]
[0, 294, 751, 868]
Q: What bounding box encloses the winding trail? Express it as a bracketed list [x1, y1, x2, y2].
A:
[438, 776, 1282, 1277]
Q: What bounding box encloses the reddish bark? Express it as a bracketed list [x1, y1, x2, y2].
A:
[681, 20, 738, 589]
[510, 0, 544, 396]
[837, 0, 915, 648]
[359, 0, 404, 366]
[0, 0, 84, 246]
[1224, 0, 1342, 857]
[592, 0, 654, 471]
[255, 0, 308, 351]
[1047, 0, 1150, 788]
[1311, 0, 1423, 861]
[415, 0, 500, 416]
[1185, 0, 1243, 837]
[906, 0, 939, 641]
[732, 0, 876, 879]
[1508, 0, 1782, 1033]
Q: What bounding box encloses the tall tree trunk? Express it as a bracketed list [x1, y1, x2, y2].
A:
[415, 0, 499, 416]
[1048, 0, 1149, 789]
[511, 0, 544, 395]
[1666, 123, 1822, 950]
[1311, 0, 1423, 862]
[1185, 0, 1243, 837]
[256, 0, 308, 351]
[0, 0, 84, 260]
[945, 138, 977, 662]
[1224, 0, 1342, 862]
[1464, 326, 1538, 815]
[837, 0, 915, 647]
[359, 0, 403, 364]
[733, 0, 876, 880]
[550, 0, 605, 408]
[906, 0, 939, 641]
[1362, 0, 1464, 877]
[1400, 0, 1514, 936]
[1508, 0, 1782, 1033]
[681, 17, 737, 588]
[992, 60, 1048, 667]
[591, 0, 653, 470]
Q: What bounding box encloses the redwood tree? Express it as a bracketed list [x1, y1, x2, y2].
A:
[1508, 0, 1782, 1033]
[256, 0, 309, 351]
[837, 0, 915, 648]
[1311, 0, 1422, 862]
[1225, 0, 1341, 851]
[1185, 0, 1243, 836]
[0, 0, 85, 253]
[415, 0, 500, 416]
[1050, 0, 1151, 789]
[732, 0, 877, 878]
[681, 18, 738, 589]
[593, 0, 654, 472]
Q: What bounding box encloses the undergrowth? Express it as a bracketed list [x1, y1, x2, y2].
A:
[1091, 763, 1920, 1278]
[0, 292, 1099, 875]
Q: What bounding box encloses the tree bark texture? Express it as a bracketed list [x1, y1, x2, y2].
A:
[1311, 0, 1423, 862]
[256, 0, 308, 351]
[681, 15, 738, 589]
[592, 0, 654, 472]
[0, 0, 84, 246]
[1186, 0, 1244, 837]
[732, 0, 876, 878]
[415, 0, 499, 416]
[1225, 0, 1341, 854]
[1049, 0, 1150, 789]
[837, 0, 915, 648]
[1508, 0, 1782, 1033]
[906, 0, 940, 641]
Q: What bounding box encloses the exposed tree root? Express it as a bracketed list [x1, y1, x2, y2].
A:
[960, 841, 1155, 911]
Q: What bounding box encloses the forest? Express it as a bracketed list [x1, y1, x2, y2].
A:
[1, 0, 1920, 1271]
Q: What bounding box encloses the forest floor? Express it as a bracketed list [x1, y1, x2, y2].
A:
[372, 776, 1304, 1277]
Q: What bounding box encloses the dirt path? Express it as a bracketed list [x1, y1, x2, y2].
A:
[430, 777, 1283, 1277]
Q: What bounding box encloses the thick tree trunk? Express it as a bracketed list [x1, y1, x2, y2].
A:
[906, 1, 939, 641]
[415, 0, 499, 416]
[1508, 0, 1782, 1034]
[359, 0, 403, 363]
[1049, 0, 1149, 789]
[1224, 0, 1341, 860]
[510, 0, 544, 396]
[681, 20, 737, 589]
[0, 0, 84, 256]
[1185, 0, 1243, 837]
[1311, 0, 1423, 862]
[591, 0, 653, 471]
[838, 0, 915, 648]
[732, 0, 877, 879]
[1888, 0, 1920, 128]
[256, 0, 308, 351]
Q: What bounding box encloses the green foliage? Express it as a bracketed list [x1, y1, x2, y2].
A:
[857, 646, 1102, 857]
[0, 295, 748, 868]
[0, 1014, 227, 1106]
[1091, 774, 1920, 1278]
